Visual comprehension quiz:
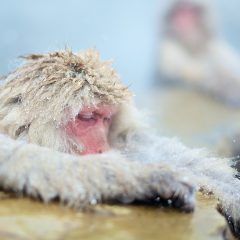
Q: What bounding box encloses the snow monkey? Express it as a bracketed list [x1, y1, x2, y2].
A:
[0, 49, 240, 238]
[158, 0, 240, 105]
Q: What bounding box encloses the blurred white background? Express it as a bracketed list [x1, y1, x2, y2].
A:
[0, 0, 240, 95]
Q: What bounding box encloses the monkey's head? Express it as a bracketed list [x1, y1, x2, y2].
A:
[164, 0, 212, 47]
[0, 49, 138, 155]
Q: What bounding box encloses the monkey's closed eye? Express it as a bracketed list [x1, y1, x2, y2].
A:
[77, 112, 95, 122]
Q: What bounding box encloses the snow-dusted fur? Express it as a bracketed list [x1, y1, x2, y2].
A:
[0, 49, 132, 154]
[0, 49, 239, 237]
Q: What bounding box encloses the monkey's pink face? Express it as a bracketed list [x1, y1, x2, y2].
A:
[170, 5, 201, 34]
[65, 105, 118, 155]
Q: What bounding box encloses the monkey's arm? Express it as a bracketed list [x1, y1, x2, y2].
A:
[159, 40, 210, 85]
[160, 39, 240, 105]
[0, 134, 194, 211]
[125, 131, 240, 238]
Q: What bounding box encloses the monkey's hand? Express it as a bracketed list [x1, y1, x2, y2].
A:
[106, 164, 195, 213]
[0, 134, 195, 211]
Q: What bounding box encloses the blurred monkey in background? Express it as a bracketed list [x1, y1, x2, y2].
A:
[158, 0, 240, 104]
[153, 0, 240, 157]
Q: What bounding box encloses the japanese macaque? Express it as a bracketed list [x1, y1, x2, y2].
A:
[153, 0, 240, 159]
[158, 0, 240, 105]
[0, 49, 240, 238]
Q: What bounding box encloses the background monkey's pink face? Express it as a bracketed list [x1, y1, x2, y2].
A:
[170, 5, 202, 34]
[65, 105, 118, 155]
